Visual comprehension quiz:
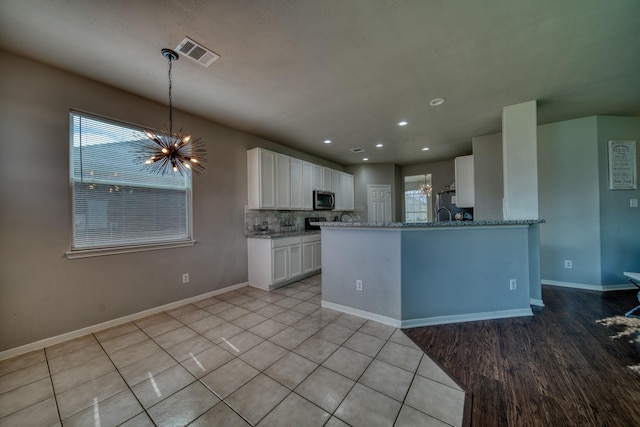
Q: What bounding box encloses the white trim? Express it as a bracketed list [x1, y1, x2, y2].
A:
[320, 300, 533, 328]
[321, 300, 401, 328]
[65, 240, 196, 259]
[0, 281, 248, 362]
[530, 298, 545, 307]
[542, 279, 636, 292]
[401, 308, 533, 328]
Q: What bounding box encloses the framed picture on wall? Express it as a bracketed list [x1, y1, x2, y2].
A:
[608, 140, 636, 190]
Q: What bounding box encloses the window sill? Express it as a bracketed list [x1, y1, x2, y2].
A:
[65, 240, 196, 259]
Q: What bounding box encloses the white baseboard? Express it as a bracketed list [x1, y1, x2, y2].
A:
[320, 300, 533, 329]
[321, 301, 402, 328]
[0, 281, 249, 362]
[542, 279, 636, 292]
[530, 298, 545, 307]
[401, 308, 533, 329]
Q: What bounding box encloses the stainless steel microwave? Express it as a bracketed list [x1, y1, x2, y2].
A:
[313, 190, 335, 210]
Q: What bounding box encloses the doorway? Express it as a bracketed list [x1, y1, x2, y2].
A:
[367, 185, 392, 222]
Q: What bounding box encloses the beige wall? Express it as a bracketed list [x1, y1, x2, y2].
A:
[0, 51, 336, 352]
[346, 164, 401, 221]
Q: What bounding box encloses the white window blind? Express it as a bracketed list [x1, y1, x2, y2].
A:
[405, 190, 428, 222]
[69, 111, 192, 250]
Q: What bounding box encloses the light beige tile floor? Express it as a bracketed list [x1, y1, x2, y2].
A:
[0, 274, 466, 427]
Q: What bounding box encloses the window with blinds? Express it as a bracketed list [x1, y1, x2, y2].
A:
[404, 189, 428, 222]
[69, 111, 192, 251]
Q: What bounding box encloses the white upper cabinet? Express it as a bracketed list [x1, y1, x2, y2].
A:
[342, 172, 354, 210]
[276, 154, 291, 209]
[247, 148, 354, 211]
[455, 155, 475, 208]
[312, 164, 323, 190]
[334, 171, 355, 210]
[247, 148, 276, 209]
[331, 170, 340, 196]
[290, 158, 303, 209]
[323, 167, 332, 191]
[302, 162, 313, 210]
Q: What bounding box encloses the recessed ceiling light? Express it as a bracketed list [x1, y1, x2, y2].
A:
[324, 140, 332, 144]
[376, 144, 383, 148]
[429, 98, 446, 107]
[421, 147, 430, 151]
[363, 158, 369, 161]
[398, 121, 408, 126]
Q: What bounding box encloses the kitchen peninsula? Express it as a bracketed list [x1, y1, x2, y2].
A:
[318, 220, 543, 328]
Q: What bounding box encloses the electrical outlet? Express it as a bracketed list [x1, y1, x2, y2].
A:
[509, 279, 517, 290]
[182, 273, 190, 284]
[564, 260, 572, 269]
[356, 280, 363, 291]
[631, 198, 638, 208]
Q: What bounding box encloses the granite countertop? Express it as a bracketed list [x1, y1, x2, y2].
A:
[246, 230, 321, 239]
[313, 219, 544, 228]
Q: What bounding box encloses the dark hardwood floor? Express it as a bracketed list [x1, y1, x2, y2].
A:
[404, 285, 640, 426]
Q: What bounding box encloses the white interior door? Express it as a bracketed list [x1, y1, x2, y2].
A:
[367, 185, 392, 222]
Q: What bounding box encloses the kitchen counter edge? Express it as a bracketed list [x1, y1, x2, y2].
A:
[246, 230, 321, 239]
[313, 219, 545, 228]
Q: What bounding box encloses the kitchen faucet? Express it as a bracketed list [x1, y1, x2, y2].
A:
[436, 207, 452, 222]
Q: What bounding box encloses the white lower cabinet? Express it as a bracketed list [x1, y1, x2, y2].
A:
[272, 246, 289, 284]
[288, 243, 302, 280]
[248, 234, 321, 291]
[313, 240, 322, 270]
[302, 234, 322, 274]
[302, 242, 315, 274]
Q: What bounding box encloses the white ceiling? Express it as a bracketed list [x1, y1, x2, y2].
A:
[1, 0, 639, 166]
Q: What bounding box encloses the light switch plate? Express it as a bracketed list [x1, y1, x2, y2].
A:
[631, 198, 638, 208]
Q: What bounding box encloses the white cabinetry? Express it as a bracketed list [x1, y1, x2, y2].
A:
[302, 242, 315, 274]
[270, 237, 301, 285]
[335, 172, 354, 210]
[302, 162, 313, 210]
[288, 242, 302, 280]
[302, 234, 321, 274]
[290, 158, 303, 209]
[276, 154, 291, 209]
[248, 148, 354, 211]
[248, 235, 321, 291]
[272, 246, 289, 284]
[331, 170, 340, 195]
[455, 155, 475, 208]
[247, 148, 276, 209]
[323, 167, 332, 191]
[312, 165, 324, 190]
[313, 240, 322, 270]
[343, 173, 354, 210]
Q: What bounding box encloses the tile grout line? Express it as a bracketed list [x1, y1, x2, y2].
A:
[184, 280, 348, 425]
[42, 347, 63, 426]
[183, 280, 321, 426]
[92, 329, 161, 426]
[11, 276, 459, 427]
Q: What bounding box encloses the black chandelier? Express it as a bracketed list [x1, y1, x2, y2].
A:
[136, 48, 207, 175]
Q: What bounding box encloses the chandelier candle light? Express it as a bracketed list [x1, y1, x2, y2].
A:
[419, 182, 432, 196]
[136, 48, 207, 175]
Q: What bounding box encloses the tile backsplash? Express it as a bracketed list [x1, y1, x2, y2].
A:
[245, 207, 364, 234]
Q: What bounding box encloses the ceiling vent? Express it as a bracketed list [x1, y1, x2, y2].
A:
[175, 37, 219, 67]
[350, 147, 365, 153]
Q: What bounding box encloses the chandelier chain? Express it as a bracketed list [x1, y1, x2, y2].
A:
[168, 54, 173, 136]
[134, 48, 207, 176]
